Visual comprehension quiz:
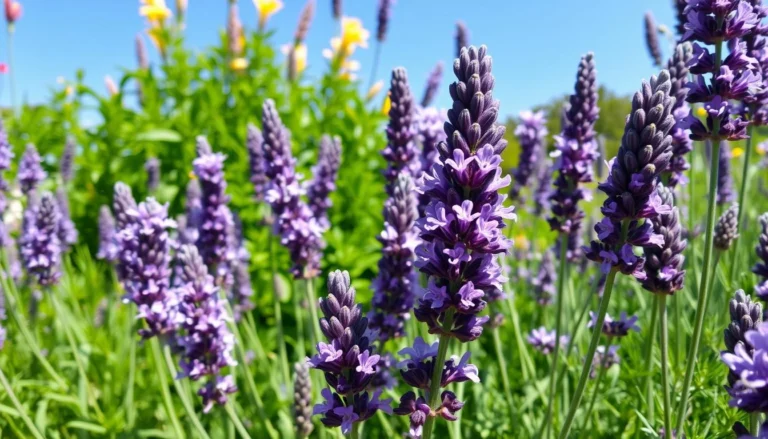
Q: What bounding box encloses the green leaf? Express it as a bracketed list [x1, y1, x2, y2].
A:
[136, 129, 183, 143]
[66, 421, 108, 434]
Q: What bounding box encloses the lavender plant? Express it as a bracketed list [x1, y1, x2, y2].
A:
[17, 143, 45, 195]
[420, 62, 443, 107]
[306, 135, 342, 229]
[645, 12, 663, 67]
[510, 110, 548, 201]
[20, 192, 61, 287]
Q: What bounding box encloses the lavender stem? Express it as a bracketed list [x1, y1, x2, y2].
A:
[148, 337, 186, 438]
[659, 294, 672, 438]
[0, 366, 44, 439]
[305, 277, 321, 346]
[643, 298, 659, 425]
[578, 335, 613, 438]
[490, 321, 514, 419]
[225, 402, 253, 439]
[731, 120, 754, 287]
[161, 344, 212, 439]
[421, 310, 456, 439]
[544, 237, 570, 438]
[269, 236, 291, 389]
[558, 267, 618, 439]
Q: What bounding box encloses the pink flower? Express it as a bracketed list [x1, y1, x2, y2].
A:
[0, 63, 9, 74]
[4, 0, 21, 24]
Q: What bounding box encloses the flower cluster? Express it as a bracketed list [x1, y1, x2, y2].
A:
[724, 290, 763, 386]
[584, 70, 676, 279]
[306, 135, 342, 229]
[262, 99, 325, 279]
[55, 188, 78, 250]
[642, 184, 687, 294]
[665, 43, 693, 187]
[548, 53, 599, 260]
[20, 192, 61, 286]
[528, 327, 569, 355]
[246, 123, 268, 203]
[645, 12, 662, 67]
[145, 157, 160, 192]
[0, 120, 13, 238]
[532, 249, 556, 306]
[591, 345, 620, 378]
[375, 0, 391, 42]
[414, 106, 446, 215]
[97, 205, 118, 262]
[394, 337, 479, 436]
[455, 21, 468, 57]
[714, 203, 740, 251]
[722, 322, 768, 412]
[369, 173, 419, 341]
[754, 213, 768, 300]
[588, 311, 640, 337]
[60, 137, 75, 184]
[420, 62, 443, 108]
[174, 244, 237, 412]
[309, 270, 392, 434]
[294, 362, 314, 438]
[382, 68, 419, 184]
[511, 110, 548, 201]
[17, 143, 46, 195]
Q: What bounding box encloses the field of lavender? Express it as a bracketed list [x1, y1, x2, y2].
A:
[2, 0, 768, 438]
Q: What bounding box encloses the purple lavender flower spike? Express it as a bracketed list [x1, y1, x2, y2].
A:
[722, 322, 768, 412]
[528, 327, 569, 355]
[534, 159, 553, 216]
[642, 184, 687, 294]
[588, 311, 640, 337]
[294, 0, 315, 44]
[376, 0, 391, 42]
[307, 135, 342, 229]
[415, 45, 515, 340]
[549, 53, 599, 261]
[590, 345, 620, 378]
[0, 120, 13, 217]
[20, 192, 61, 287]
[665, 43, 694, 187]
[18, 143, 46, 195]
[673, 0, 687, 38]
[60, 137, 75, 184]
[332, 0, 341, 19]
[682, 1, 759, 45]
[584, 70, 676, 279]
[455, 21, 468, 58]
[262, 99, 325, 279]
[717, 140, 736, 205]
[724, 290, 762, 386]
[97, 205, 118, 262]
[369, 173, 419, 341]
[118, 197, 178, 338]
[421, 62, 444, 108]
[174, 244, 238, 412]
[414, 106, 447, 215]
[754, 213, 768, 300]
[511, 110, 548, 201]
[382, 68, 419, 185]
[185, 178, 202, 241]
[645, 12, 663, 67]
[532, 249, 556, 306]
[194, 136, 235, 277]
[246, 123, 268, 203]
[309, 270, 392, 434]
[113, 182, 137, 231]
[227, 216, 254, 321]
[145, 157, 160, 192]
[55, 187, 78, 250]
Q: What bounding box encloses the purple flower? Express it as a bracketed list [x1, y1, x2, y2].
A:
[645, 12, 663, 67]
[421, 62, 443, 108]
[724, 290, 763, 386]
[754, 213, 768, 300]
[97, 205, 118, 262]
[227, 216, 254, 321]
[332, 0, 341, 19]
[532, 249, 556, 306]
[588, 311, 640, 337]
[262, 100, 325, 279]
[145, 157, 160, 192]
[293, 0, 314, 44]
[665, 43, 694, 187]
[309, 270, 392, 433]
[306, 135, 342, 229]
[682, 1, 759, 45]
[60, 137, 75, 184]
[590, 345, 620, 378]
[642, 184, 687, 294]
[382, 68, 420, 185]
[376, 0, 392, 42]
[294, 362, 314, 438]
[548, 53, 599, 260]
[714, 203, 740, 251]
[455, 21, 468, 58]
[722, 322, 768, 412]
[528, 327, 569, 355]
[369, 173, 419, 341]
[174, 244, 237, 413]
[246, 123, 268, 203]
[0, 120, 13, 216]
[415, 106, 447, 215]
[415, 46, 514, 344]
[533, 159, 553, 216]
[511, 110, 548, 201]
[585, 70, 676, 279]
[55, 187, 78, 250]
[20, 192, 61, 287]
[17, 143, 46, 195]
[117, 196, 178, 338]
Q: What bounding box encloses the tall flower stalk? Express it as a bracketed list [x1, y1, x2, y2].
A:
[411, 45, 514, 439]
[510, 110, 548, 201]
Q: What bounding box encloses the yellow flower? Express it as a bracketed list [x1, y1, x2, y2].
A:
[366, 80, 384, 101]
[695, 106, 707, 118]
[513, 234, 529, 251]
[381, 94, 391, 115]
[340, 17, 369, 50]
[147, 26, 167, 57]
[65, 86, 74, 97]
[230, 57, 249, 71]
[254, 0, 283, 28]
[731, 146, 745, 158]
[139, 0, 171, 22]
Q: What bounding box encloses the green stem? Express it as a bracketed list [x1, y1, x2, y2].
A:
[578, 336, 612, 439]
[269, 236, 291, 388]
[674, 136, 724, 435]
[730, 119, 754, 287]
[0, 366, 45, 439]
[659, 295, 672, 439]
[125, 320, 137, 429]
[544, 237, 570, 438]
[674, 291, 682, 369]
[643, 297, 659, 426]
[294, 289, 306, 357]
[351, 422, 360, 439]
[149, 338, 187, 439]
[421, 310, 456, 439]
[491, 324, 514, 420]
[504, 269, 535, 380]
[162, 345, 212, 439]
[305, 277, 322, 346]
[367, 43, 382, 91]
[558, 268, 618, 439]
[225, 402, 253, 439]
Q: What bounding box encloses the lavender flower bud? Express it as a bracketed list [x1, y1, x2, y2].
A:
[511, 110, 548, 200]
[0, 120, 13, 215]
[588, 311, 640, 337]
[376, 0, 391, 42]
[455, 21, 468, 58]
[714, 203, 740, 251]
[332, 0, 341, 20]
[414, 106, 446, 214]
[642, 184, 687, 294]
[60, 137, 75, 184]
[532, 249, 556, 306]
[534, 159, 553, 216]
[18, 144, 46, 195]
[55, 187, 78, 250]
[645, 12, 663, 67]
[113, 182, 137, 231]
[294, 362, 314, 438]
[145, 157, 160, 192]
[307, 135, 342, 229]
[370, 173, 418, 341]
[174, 244, 237, 412]
[185, 178, 202, 237]
[666, 43, 694, 187]
[724, 290, 762, 385]
[590, 345, 620, 378]
[246, 124, 268, 203]
[528, 327, 569, 355]
[416, 45, 515, 342]
[383, 68, 419, 185]
[20, 192, 61, 286]
[585, 70, 676, 279]
[421, 62, 443, 108]
[97, 205, 118, 262]
[718, 141, 736, 205]
[754, 213, 768, 300]
[227, 2, 244, 57]
[294, 0, 315, 44]
[136, 33, 149, 70]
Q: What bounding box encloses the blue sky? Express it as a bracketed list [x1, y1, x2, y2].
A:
[10, 0, 679, 119]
